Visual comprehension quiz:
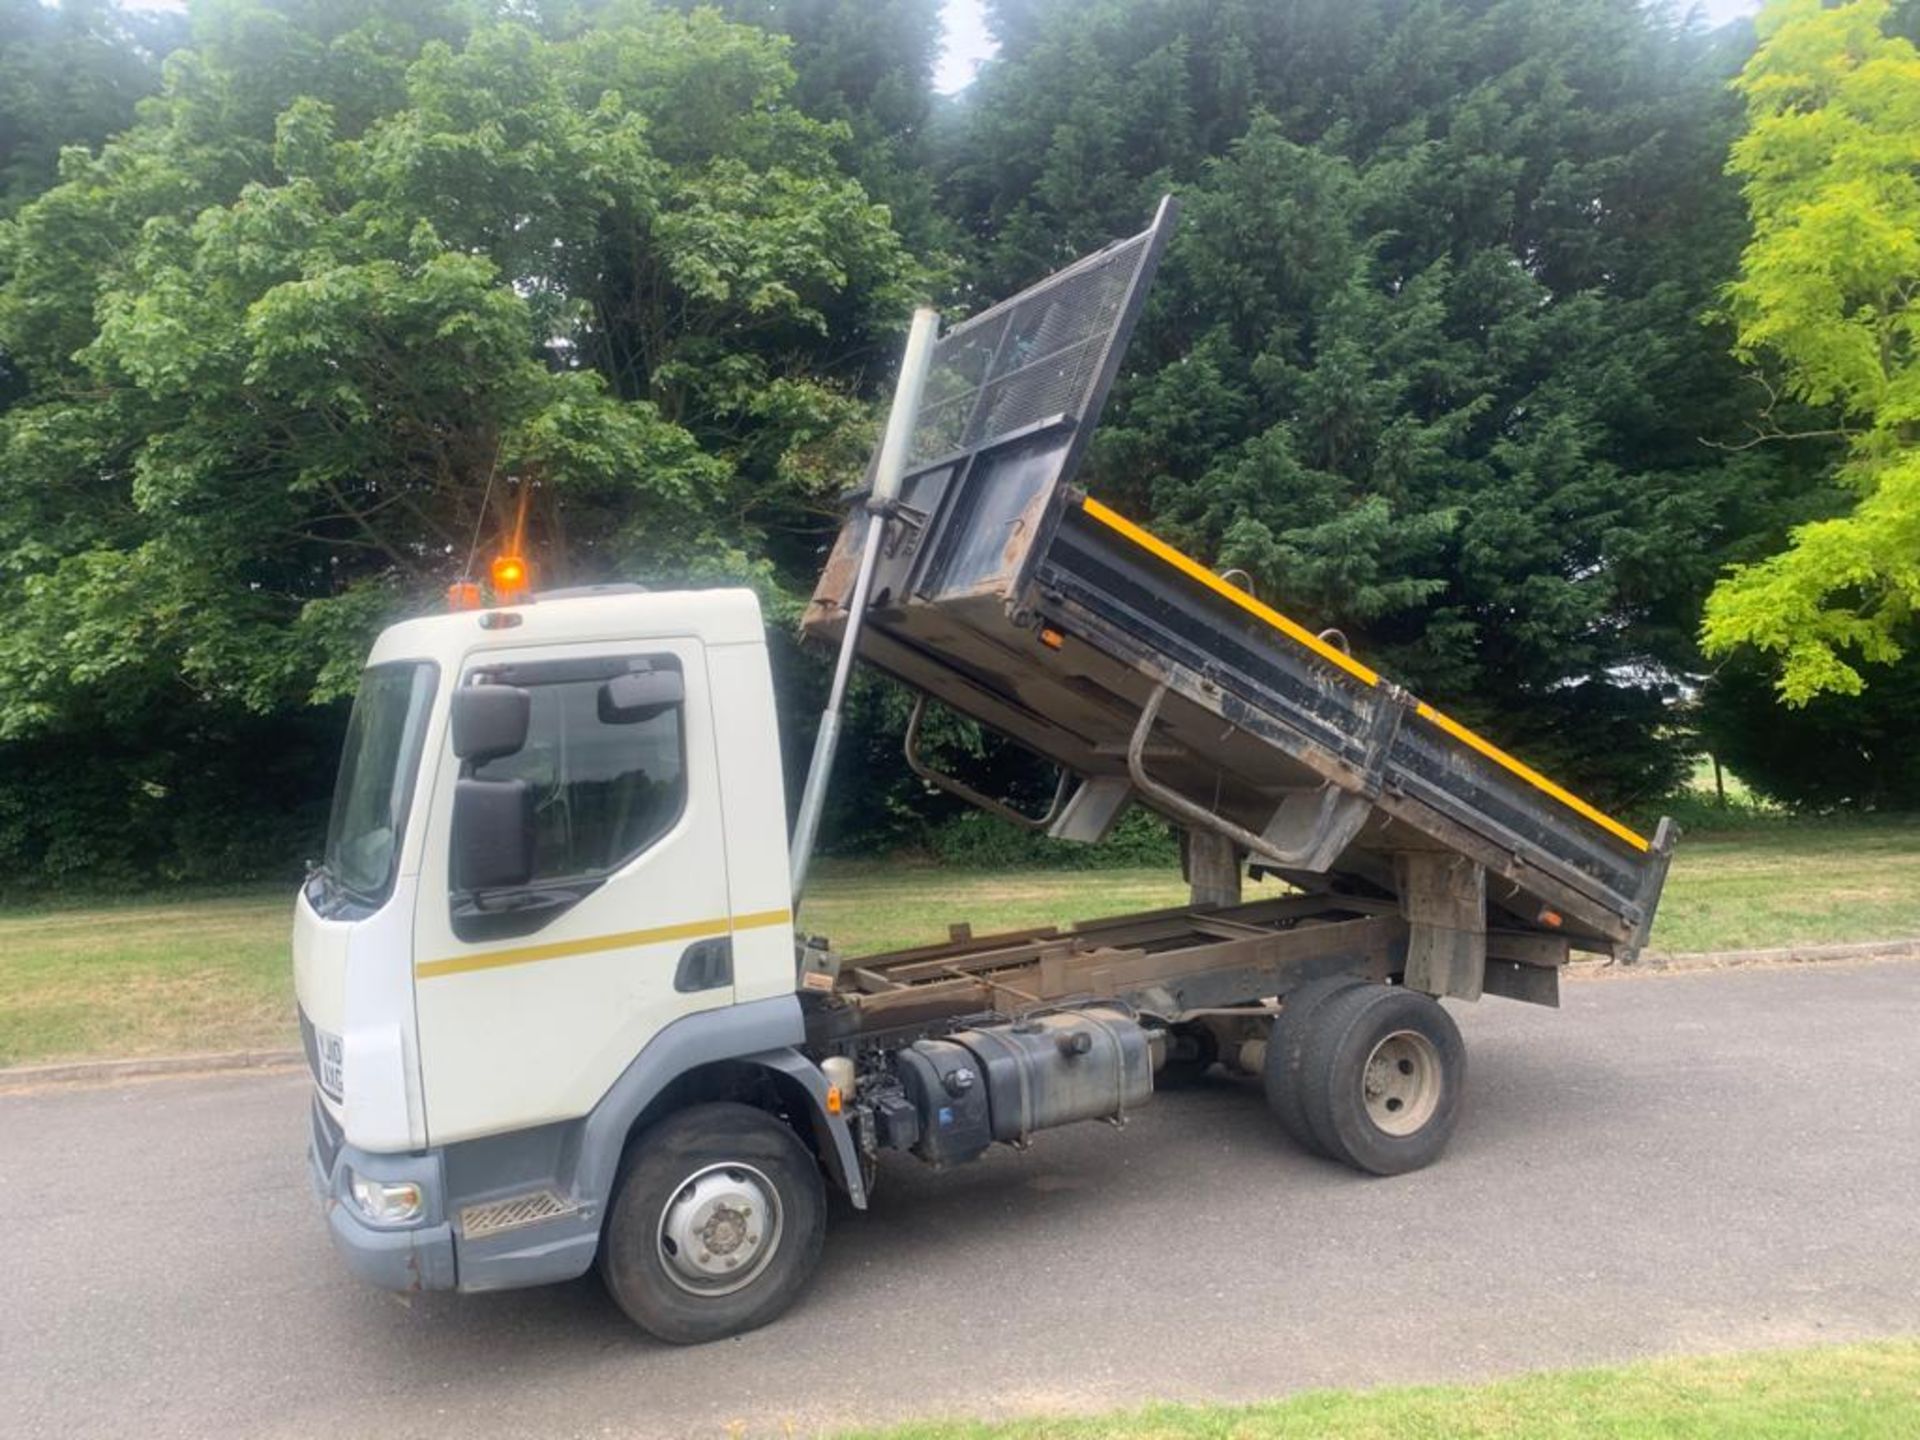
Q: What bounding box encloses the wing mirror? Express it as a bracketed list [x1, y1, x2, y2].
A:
[598, 668, 683, 724]
[448, 685, 536, 891]
[451, 684, 530, 764]
[451, 778, 534, 891]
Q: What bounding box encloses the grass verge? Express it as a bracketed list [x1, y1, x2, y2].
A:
[835, 1339, 1920, 1439]
[1645, 818, 1920, 952]
[0, 891, 295, 1068]
[2, 818, 1916, 1066]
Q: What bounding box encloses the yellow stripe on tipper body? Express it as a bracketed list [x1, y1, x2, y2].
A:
[1079, 497, 1383, 687]
[417, 907, 793, 980]
[1411, 703, 1651, 851]
[1076, 496, 1650, 854]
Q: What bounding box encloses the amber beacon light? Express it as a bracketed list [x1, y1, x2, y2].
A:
[490, 554, 530, 599]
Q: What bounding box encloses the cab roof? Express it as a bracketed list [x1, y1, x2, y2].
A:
[365, 586, 766, 669]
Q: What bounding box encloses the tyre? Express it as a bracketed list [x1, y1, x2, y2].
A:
[1262, 974, 1369, 1155]
[600, 1101, 826, 1344]
[1297, 983, 1465, 1176]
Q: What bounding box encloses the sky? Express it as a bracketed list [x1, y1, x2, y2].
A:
[934, 0, 1767, 94]
[934, 0, 994, 93]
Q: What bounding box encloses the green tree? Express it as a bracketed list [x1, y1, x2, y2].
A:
[1700, 0, 1920, 703]
[0, 0, 920, 882]
[0, 0, 186, 411]
[679, 0, 947, 252]
[0, 0, 185, 213]
[940, 0, 1776, 804]
[1698, 649, 1920, 809]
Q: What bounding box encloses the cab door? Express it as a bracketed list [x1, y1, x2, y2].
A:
[411, 638, 733, 1145]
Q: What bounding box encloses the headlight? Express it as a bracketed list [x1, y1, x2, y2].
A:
[348, 1171, 425, 1225]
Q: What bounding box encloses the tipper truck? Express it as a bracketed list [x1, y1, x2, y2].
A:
[295, 198, 1676, 1343]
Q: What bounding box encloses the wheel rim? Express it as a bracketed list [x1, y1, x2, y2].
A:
[656, 1162, 784, 1297]
[1362, 1029, 1443, 1137]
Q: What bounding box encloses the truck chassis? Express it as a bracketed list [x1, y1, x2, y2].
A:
[812, 890, 1567, 1049]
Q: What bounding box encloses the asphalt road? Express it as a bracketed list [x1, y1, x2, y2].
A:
[5, 958, 1918, 1440]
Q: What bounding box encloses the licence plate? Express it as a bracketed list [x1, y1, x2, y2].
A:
[315, 1027, 344, 1101]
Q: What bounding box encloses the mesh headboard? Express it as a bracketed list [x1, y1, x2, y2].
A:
[805, 197, 1180, 623]
[908, 197, 1178, 468]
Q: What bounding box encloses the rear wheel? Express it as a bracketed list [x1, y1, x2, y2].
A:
[1263, 975, 1369, 1155]
[600, 1102, 825, 1344]
[1297, 984, 1465, 1175]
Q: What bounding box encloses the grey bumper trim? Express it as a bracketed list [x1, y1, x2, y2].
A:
[308, 1096, 456, 1293]
[325, 1203, 458, 1292]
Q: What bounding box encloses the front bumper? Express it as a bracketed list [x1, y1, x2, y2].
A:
[308, 1093, 456, 1292]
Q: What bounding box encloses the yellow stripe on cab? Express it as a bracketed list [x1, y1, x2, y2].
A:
[418, 907, 793, 980]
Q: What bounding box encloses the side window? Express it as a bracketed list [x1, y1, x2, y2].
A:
[472, 656, 687, 884]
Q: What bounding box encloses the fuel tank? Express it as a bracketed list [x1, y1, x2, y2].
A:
[949, 1007, 1153, 1144]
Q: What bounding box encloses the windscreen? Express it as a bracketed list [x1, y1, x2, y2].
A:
[317, 661, 438, 913]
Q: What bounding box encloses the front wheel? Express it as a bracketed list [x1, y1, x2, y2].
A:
[1296, 984, 1466, 1176]
[600, 1102, 825, 1343]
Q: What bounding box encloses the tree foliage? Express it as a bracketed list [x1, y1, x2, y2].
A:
[1700, 0, 1920, 703]
[1698, 649, 1920, 809]
[938, 0, 1780, 804]
[679, 0, 949, 254]
[0, 0, 920, 740]
[0, 0, 184, 213]
[1, 0, 1910, 888]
